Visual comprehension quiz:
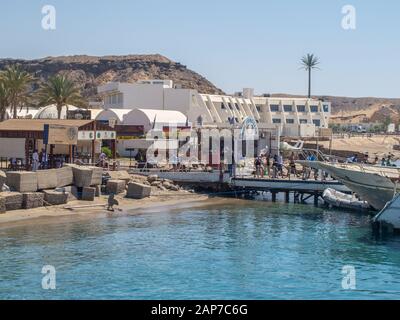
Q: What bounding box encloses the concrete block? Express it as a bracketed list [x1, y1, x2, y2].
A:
[0, 170, 6, 190]
[126, 182, 151, 199]
[37, 169, 58, 190]
[67, 164, 103, 187]
[1, 192, 23, 211]
[106, 180, 126, 194]
[22, 192, 44, 209]
[55, 185, 78, 201]
[147, 175, 158, 183]
[43, 190, 68, 206]
[82, 187, 96, 201]
[95, 185, 101, 197]
[107, 171, 131, 183]
[56, 166, 74, 187]
[6, 171, 38, 192]
[0, 196, 5, 213]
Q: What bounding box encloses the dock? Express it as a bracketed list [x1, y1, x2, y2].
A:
[129, 169, 350, 205]
[231, 177, 350, 205]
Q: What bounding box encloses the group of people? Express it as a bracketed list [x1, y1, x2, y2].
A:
[29, 149, 65, 171]
[347, 153, 398, 167]
[253, 152, 298, 179]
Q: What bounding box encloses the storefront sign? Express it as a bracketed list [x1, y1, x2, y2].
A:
[95, 131, 116, 140]
[44, 124, 78, 145]
[78, 131, 116, 140]
[78, 131, 95, 140]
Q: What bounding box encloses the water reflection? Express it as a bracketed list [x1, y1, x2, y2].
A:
[1, 199, 400, 299]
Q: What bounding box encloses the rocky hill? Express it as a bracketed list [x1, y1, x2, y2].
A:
[0, 54, 398, 124]
[0, 54, 224, 99]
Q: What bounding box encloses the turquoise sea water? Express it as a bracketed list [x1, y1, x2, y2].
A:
[1, 199, 400, 300]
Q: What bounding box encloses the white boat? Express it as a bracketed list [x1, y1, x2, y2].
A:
[323, 188, 371, 211]
[298, 161, 399, 211]
[373, 194, 400, 230]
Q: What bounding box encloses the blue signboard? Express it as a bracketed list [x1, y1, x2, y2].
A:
[43, 124, 49, 145]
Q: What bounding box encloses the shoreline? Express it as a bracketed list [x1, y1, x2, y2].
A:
[0, 191, 219, 230]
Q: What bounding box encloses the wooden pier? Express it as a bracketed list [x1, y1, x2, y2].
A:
[231, 177, 351, 205]
[129, 169, 351, 206]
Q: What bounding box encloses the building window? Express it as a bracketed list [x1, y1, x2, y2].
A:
[286, 119, 295, 124]
[272, 118, 281, 124]
[323, 104, 329, 112]
[283, 105, 293, 112]
[310, 105, 319, 112]
[111, 94, 117, 104]
[228, 103, 233, 110]
[300, 119, 308, 124]
[221, 104, 226, 110]
[313, 119, 321, 127]
[235, 103, 240, 110]
[256, 105, 262, 112]
[117, 93, 123, 104]
[297, 105, 306, 112]
[270, 104, 279, 112]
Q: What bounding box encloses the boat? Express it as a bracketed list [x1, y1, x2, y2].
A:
[298, 161, 399, 211]
[373, 193, 400, 230]
[322, 188, 371, 211]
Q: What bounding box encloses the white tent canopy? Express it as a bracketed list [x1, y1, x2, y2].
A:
[122, 108, 188, 131]
[96, 108, 189, 131]
[95, 109, 131, 124]
[34, 104, 79, 119]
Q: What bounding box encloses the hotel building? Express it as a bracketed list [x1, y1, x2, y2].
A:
[97, 80, 330, 138]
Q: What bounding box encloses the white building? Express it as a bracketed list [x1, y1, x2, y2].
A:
[97, 80, 330, 138]
[96, 108, 189, 157]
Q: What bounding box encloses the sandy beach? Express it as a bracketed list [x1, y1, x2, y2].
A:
[0, 190, 217, 230]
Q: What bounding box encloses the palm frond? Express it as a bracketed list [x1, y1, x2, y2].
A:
[35, 74, 87, 118]
[300, 53, 320, 70]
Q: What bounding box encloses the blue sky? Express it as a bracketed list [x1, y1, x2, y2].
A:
[0, 0, 399, 97]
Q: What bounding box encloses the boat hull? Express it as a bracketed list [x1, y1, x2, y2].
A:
[374, 194, 400, 229]
[300, 161, 397, 210]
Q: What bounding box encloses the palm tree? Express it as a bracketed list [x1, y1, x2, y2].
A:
[300, 53, 320, 98]
[36, 75, 87, 119]
[1, 65, 33, 118]
[0, 79, 9, 121]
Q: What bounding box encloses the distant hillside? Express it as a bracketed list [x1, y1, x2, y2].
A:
[272, 93, 400, 124]
[0, 54, 224, 100]
[0, 55, 397, 124]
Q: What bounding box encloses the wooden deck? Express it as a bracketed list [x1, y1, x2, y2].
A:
[231, 177, 350, 205]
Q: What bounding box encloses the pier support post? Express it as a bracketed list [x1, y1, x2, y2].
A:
[314, 192, 319, 207]
[285, 192, 290, 203]
[271, 192, 276, 202]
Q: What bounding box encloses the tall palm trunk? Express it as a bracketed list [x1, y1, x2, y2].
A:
[57, 103, 62, 119]
[308, 68, 311, 98]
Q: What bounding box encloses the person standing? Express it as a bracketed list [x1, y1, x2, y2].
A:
[32, 149, 39, 172]
[288, 152, 297, 180]
[254, 156, 262, 178]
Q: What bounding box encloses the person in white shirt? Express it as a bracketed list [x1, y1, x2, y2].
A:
[32, 149, 39, 172]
